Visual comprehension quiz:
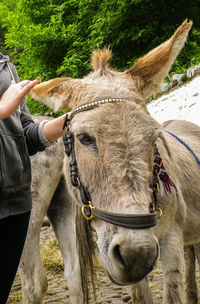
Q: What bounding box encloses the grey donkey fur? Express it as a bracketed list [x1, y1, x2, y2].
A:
[20, 19, 200, 304]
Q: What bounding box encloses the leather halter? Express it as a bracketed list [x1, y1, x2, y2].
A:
[63, 99, 162, 229]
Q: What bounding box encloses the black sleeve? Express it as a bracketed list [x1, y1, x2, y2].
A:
[20, 112, 46, 156]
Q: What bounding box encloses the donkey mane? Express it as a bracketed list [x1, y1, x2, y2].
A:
[76, 207, 97, 303]
[91, 47, 112, 71]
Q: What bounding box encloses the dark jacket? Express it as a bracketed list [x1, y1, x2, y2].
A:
[0, 53, 46, 219]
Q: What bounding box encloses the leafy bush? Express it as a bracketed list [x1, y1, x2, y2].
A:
[1, 0, 200, 114]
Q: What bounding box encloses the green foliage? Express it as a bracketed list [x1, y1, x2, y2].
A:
[26, 97, 52, 116]
[0, 0, 14, 56]
[27, 97, 69, 116]
[1, 0, 200, 114]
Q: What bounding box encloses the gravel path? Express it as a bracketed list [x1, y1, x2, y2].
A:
[9, 224, 200, 304]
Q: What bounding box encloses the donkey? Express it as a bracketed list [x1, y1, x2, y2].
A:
[184, 243, 200, 304]
[18, 116, 64, 303]
[19, 117, 93, 304]
[27, 19, 200, 304]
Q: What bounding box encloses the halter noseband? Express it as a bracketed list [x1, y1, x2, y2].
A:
[63, 99, 162, 229]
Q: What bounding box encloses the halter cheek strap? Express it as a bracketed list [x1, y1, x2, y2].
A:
[63, 127, 161, 229]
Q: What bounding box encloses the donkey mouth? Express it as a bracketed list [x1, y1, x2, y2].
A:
[106, 270, 126, 286]
[106, 263, 156, 286]
[106, 242, 159, 285]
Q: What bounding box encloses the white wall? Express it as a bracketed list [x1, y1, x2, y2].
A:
[147, 77, 200, 126]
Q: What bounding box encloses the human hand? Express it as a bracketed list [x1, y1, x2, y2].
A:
[0, 77, 40, 119]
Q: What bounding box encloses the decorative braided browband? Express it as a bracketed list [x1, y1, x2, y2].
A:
[63, 98, 149, 129]
[154, 145, 177, 194]
[69, 98, 149, 119]
[70, 98, 131, 118]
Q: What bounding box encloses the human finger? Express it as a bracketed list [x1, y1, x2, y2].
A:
[31, 77, 41, 87]
[18, 80, 30, 89]
[17, 78, 40, 96]
[25, 77, 40, 91]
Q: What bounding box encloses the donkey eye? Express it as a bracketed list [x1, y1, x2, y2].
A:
[77, 133, 96, 146]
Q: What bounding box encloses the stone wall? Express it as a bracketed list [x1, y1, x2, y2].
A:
[146, 63, 200, 126]
[149, 64, 200, 100]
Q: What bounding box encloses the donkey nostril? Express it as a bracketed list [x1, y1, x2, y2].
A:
[112, 244, 126, 269]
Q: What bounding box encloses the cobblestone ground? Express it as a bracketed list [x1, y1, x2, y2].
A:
[8, 225, 200, 304]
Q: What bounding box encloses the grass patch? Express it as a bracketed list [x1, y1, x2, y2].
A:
[8, 290, 22, 304]
[40, 238, 64, 274]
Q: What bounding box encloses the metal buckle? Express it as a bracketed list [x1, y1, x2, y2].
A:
[82, 203, 95, 220]
[156, 208, 162, 218]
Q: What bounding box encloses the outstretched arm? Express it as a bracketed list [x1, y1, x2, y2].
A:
[42, 112, 71, 143]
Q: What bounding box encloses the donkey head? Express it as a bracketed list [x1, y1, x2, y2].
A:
[29, 20, 192, 284]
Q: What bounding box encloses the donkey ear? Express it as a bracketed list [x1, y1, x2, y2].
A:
[28, 77, 82, 111]
[125, 19, 192, 98]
